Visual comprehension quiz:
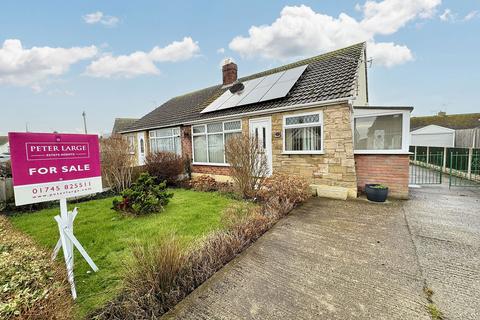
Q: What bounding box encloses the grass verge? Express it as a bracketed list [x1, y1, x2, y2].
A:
[9, 189, 236, 318]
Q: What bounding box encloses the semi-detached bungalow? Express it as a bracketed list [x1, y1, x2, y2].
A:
[119, 43, 412, 199]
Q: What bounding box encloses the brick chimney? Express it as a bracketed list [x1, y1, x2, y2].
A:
[222, 58, 237, 86]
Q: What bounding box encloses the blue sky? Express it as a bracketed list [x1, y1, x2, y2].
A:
[0, 0, 479, 136]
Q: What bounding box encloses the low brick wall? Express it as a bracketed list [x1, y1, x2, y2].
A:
[191, 164, 231, 176]
[354, 154, 409, 199]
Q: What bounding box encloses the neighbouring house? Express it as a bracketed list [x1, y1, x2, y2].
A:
[112, 118, 139, 135]
[410, 112, 480, 173]
[410, 112, 480, 149]
[119, 43, 412, 199]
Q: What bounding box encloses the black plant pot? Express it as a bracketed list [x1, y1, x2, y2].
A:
[365, 184, 389, 202]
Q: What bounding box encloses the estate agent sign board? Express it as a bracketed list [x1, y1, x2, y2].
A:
[8, 132, 102, 205]
[8, 132, 102, 299]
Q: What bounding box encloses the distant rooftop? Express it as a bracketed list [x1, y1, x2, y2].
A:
[112, 118, 138, 134]
[411, 112, 480, 131]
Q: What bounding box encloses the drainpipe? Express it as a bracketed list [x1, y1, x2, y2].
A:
[414, 146, 417, 162]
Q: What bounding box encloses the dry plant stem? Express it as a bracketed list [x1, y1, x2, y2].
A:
[100, 135, 135, 193]
[225, 134, 269, 199]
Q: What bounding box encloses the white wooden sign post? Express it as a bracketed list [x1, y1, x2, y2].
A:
[8, 132, 103, 300]
[51, 198, 99, 299]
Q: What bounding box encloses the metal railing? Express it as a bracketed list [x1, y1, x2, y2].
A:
[409, 153, 443, 185]
[449, 153, 480, 187]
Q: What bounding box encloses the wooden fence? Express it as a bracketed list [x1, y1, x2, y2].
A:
[455, 128, 480, 149]
[0, 178, 14, 203]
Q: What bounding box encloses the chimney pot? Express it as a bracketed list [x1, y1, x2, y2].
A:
[222, 61, 237, 86]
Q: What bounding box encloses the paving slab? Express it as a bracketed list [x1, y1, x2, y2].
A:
[164, 198, 430, 320]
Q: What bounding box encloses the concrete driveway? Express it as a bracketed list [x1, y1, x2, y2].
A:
[405, 184, 480, 319]
[165, 186, 480, 320]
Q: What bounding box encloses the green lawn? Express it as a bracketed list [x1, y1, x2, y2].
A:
[9, 189, 235, 318]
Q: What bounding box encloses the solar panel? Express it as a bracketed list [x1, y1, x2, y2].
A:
[200, 90, 233, 113]
[215, 77, 263, 111]
[201, 64, 308, 113]
[259, 65, 308, 102]
[236, 72, 285, 106]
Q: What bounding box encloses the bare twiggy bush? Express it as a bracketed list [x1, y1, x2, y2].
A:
[100, 135, 135, 193]
[144, 152, 184, 185]
[257, 173, 311, 217]
[225, 134, 269, 199]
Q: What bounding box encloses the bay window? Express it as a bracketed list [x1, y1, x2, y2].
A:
[149, 127, 181, 155]
[192, 120, 242, 164]
[283, 112, 323, 154]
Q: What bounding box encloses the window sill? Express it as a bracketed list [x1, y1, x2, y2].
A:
[192, 162, 230, 167]
[281, 151, 325, 155]
[354, 150, 410, 155]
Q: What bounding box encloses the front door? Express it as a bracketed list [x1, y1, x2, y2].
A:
[249, 117, 273, 175]
[137, 133, 146, 165]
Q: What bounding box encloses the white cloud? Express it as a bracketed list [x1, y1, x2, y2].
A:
[367, 42, 413, 67]
[439, 9, 455, 22]
[83, 11, 119, 27]
[86, 51, 160, 78]
[464, 10, 479, 21]
[360, 0, 440, 34]
[0, 39, 97, 89]
[229, 0, 440, 67]
[217, 48, 225, 54]
[85, 37, 199, 78]
[149, 37, 200, 62]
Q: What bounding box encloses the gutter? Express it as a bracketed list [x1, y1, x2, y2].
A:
[119, 96, 355, 133]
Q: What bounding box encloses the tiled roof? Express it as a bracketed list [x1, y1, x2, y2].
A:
[411, 113, 480, 130]
[112, 118, 139, 134]
[124, 42, 365, 132]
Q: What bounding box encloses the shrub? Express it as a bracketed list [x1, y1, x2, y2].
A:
[101, 135, 135, 193]
[190, 175, 217, 192]
[257, 173, 311, 217]
[221, 202, 262, 228]
[144, 152, 184, 185]
[0, 161, 11, 178]
[0, 216, 73, 319]
[113, 172, 173, 215]
[225, 134, 269, 199]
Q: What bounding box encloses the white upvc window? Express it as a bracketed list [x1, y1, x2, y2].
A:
[353, 110, 410, 154]
[283, 111, 324, 154]
[149, 127, 181, 155]
[192, 120, 242, 165]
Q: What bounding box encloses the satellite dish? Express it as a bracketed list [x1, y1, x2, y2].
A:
[229, 82, 244, 94]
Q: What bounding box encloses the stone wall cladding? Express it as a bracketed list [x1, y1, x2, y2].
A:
[247, 104, 358, 196]
[355, 154, 409, 199]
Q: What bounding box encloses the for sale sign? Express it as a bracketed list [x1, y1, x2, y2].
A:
[8, 132, 102, 205]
